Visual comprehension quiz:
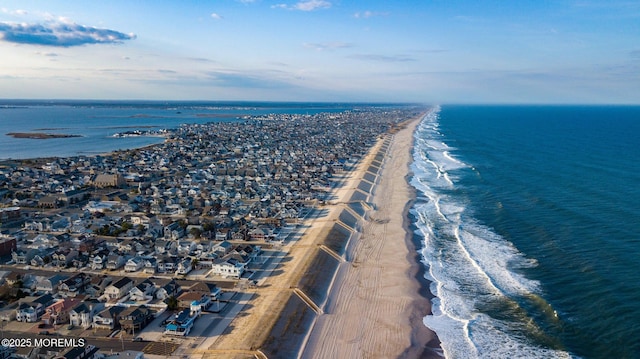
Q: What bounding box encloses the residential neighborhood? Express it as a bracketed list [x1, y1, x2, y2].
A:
[0, 108, 418, 358]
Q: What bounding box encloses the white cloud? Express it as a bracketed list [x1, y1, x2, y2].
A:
[1, 8, 28, 16]
[303, 42, 354, 51]
[273, 0, 331, 11]
[0, 19, 136, 47]
[354, 10, 389, 19]
[348, 54, 416, 62]
[210, 13, 223, 20]
[295, 0, 331, 11]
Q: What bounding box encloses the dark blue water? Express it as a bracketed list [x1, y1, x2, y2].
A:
[412, 105, 640, 358]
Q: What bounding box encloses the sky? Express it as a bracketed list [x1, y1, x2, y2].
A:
[1, 1, 639, 104]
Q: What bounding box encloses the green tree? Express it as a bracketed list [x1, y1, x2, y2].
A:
[166, 296, 178, 310]
[189, 227, 202, 238]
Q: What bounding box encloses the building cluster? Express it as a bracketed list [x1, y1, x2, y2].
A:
[0, 107, 419, 354]
[0, 270, 220, 333]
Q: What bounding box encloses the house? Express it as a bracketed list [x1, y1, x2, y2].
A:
[58, 273, 91, 298]
[90, 255, 106, 270]
[211, 257, 245, 279]
[212, 241, 233, 256]
[69, 301, 103, 329]
[128, 279, 156, 302]
[41, 298, 82, 326]
[85, 275, 112, 299]
[124, 257, 144, 272]
[104, 277, 134, 300]
[175, 258, 192, 276]
[38, 196, 60, 209]
[159, 256, 179, 273]
[30, 255, 45, 267]
[106, 254, 126, 270]
[232, 244, 261, 260]
[35, 274, 68, 294]
[154, 239, 175, 254]
[12, 249, 39, 265]
[249, 227, 266, 241]
[119, 305, 153, 334]
[92, 305, 126, 330]
[51, 249, 78, 268]
[0, 303, 17, 322]
[92, 173, 126, 188]
[177, 240, 196, 254]
[187, 282, 221, 301]
[71, 254, 89, 269]
[164, 222, 185, 240]
[16, 295, 53, 322]
[16, 302, 40, 322]
[176, 290, 212, 311]
[195, 240, 213, 254]
[215, 228, 231, 241]
[143, 257, 157, 274]
[155, 279, 181, 301]
[164, 308, 196, 336]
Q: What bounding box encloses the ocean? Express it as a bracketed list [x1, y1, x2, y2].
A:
[411, 105, 640, 358]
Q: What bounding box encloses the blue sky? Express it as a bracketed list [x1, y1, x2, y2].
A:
[1, 1, 639, 103]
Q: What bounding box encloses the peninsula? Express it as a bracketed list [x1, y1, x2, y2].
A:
[6, 132, 82, 139]
[0, 105, 439, 359]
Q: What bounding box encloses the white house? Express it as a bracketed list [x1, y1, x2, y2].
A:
[128, 279, 156, 302]
[70, 302, 103, 329]
[211, 257, 244, 279]
[92, 305, 126, 330]
[175, 258, 193, 276]
[104, 277, 134, 300]
[124, 257, 144, 272]
[16, 302, 39, 322]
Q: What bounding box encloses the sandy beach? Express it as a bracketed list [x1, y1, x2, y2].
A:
[195, 112, 440, 359]
[301, 114, 441, 358]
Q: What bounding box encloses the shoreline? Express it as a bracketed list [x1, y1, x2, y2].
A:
[1, 105, 440, 358]
[404, 190, 443, 358]
[300, 112, 442, 358]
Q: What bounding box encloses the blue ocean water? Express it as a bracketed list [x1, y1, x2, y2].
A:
[411, 105, 640, 358]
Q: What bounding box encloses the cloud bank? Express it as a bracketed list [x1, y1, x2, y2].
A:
[303, 41, 353, 51]
[0, 20, 135, 47]
[349, 54, 416, 62]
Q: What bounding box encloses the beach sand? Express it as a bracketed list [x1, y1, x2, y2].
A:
[301, 114, 441, 358]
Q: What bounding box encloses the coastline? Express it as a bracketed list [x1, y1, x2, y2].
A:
[300, 113, 441, 358]
[1, 106, 441, 357]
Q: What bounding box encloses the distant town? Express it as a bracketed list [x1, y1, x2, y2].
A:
[0, 107, 421, 358]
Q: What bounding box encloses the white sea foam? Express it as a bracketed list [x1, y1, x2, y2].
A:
[411, 108, 572, 359]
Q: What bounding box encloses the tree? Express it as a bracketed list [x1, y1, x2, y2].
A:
[202, 220, 215, 232]
[166, 296, 178, 310]
[121, 222, 133, 231]
[189, 227, 202, 239]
